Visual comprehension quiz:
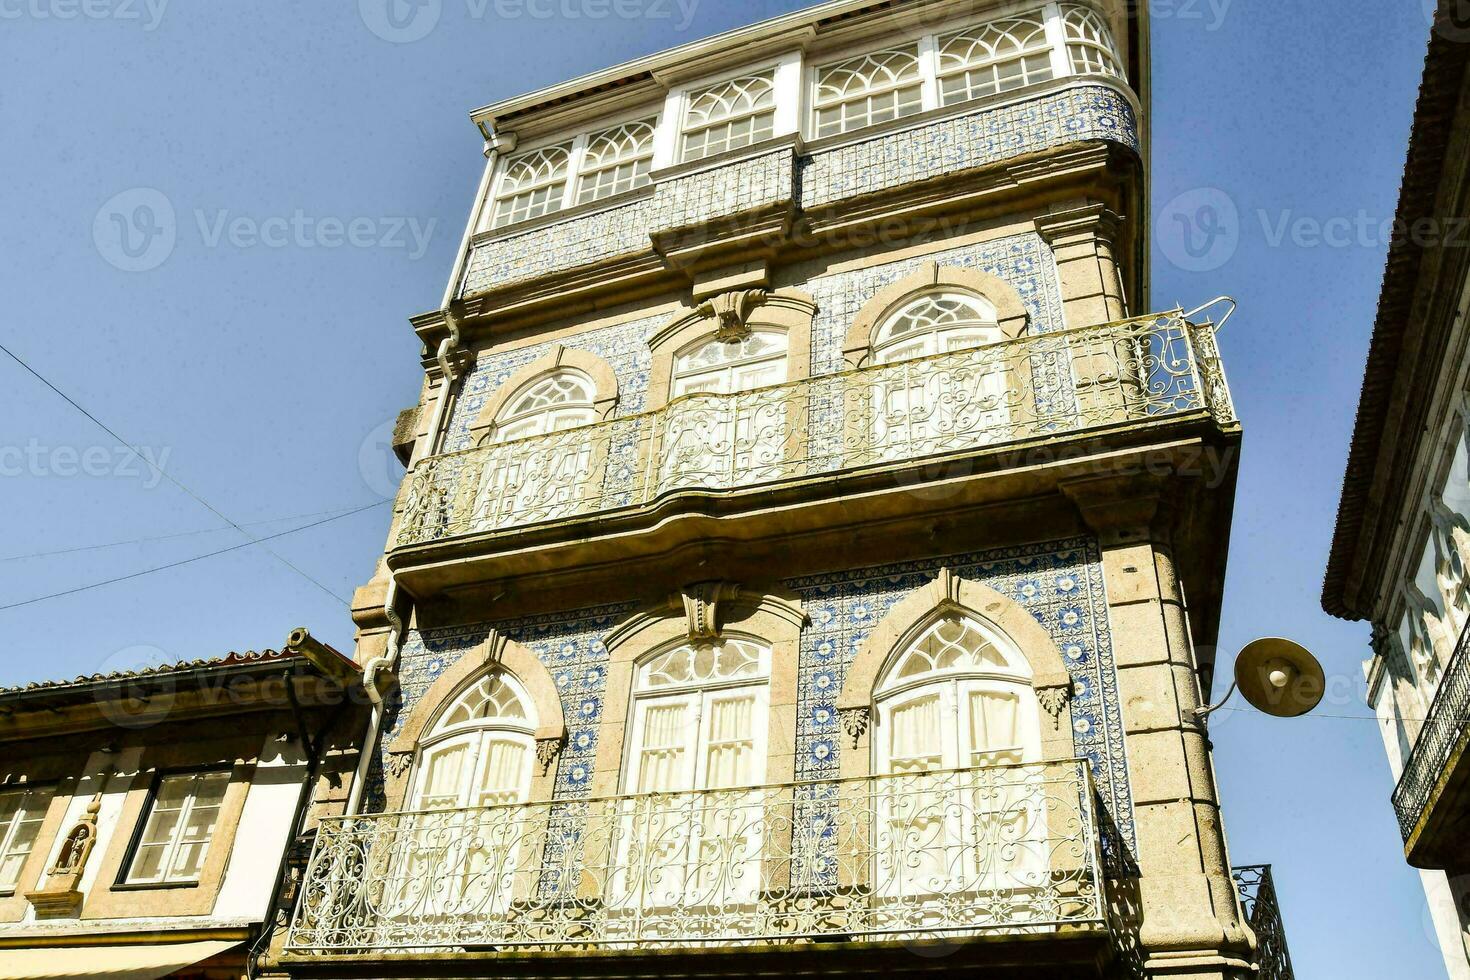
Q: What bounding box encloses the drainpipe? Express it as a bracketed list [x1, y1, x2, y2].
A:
[344, 308, 464, 816]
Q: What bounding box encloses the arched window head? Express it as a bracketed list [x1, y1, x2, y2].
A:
[637, 637, 766, 690]
[672, 329, 788, 397]
[873, 293, 1001, 364]
[1062, 5, 1124, 79]
[413, 671, 537, 812]
[492, 369, 597, 443]
[875, 613, 1039, 772]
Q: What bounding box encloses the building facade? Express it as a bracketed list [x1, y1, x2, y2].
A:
[264, 2, 1288, 977]
[0, 640, 364, 979]
[1323, 3, 1470, 977]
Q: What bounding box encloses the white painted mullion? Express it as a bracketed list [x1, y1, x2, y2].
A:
[652, 88, 684, 169]
[561, 134, 589, 210]
[773, 50, 804, 138]
[917, 33, 941, 112]
[1042, 2, 1071, 79]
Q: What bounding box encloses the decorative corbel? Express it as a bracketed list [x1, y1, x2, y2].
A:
[838, 706, 870, 749]
[382, 749, 414, 779]
[1037, 685, 1074, 731]
[536, 737, 564, 775]
[672, 582, 742, 641]
[696, 289, 769, 344]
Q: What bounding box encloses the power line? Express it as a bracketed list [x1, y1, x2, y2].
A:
[0, 340, 355, 605]
[1, 501, 388, 562]
[0, 500, 389, 612]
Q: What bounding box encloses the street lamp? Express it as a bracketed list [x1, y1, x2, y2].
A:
[1195, 637, 1325, 720]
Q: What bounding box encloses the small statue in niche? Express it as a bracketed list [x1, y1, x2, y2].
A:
[51, 801, 98, 876]
[25, 794, 100, 919]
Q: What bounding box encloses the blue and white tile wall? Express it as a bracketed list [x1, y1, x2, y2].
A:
[441, 230, 1064, 457]
[365, 535, 1134, 848]
[457, 83, 1135, 299]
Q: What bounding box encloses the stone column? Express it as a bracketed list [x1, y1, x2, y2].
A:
[1036, 202, 1129, 327]
[1064, 475, 1255, 980]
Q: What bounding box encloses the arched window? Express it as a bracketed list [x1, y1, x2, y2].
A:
[491, 370, 597, 444]
[868, 293, 1010, 458]
[411, 671, 537, 812]
[873, 292, 1002, 365]
[1061, 5, 1124, 79]
[873, 614, 1039, 772]
[615, 637, 771, 910]
[871, 614, 1043, 899]
[1432, 522, 1470, 637]
[671, 330, 788, 397]
[660, 330, 789, 490]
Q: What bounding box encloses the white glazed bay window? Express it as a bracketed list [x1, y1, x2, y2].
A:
[0, 787, 50, 893]
[125, 770, 230, 885]
[680, 71, 778, 162]
[812, 3, 1124, 137]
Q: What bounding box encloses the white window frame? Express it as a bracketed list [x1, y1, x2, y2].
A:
[124, 770, 232, 886]
[574, 117, 659, 205]
[0, 787, 51, 894]
[676, 68, 782, 164]
[810, 44, 926, 139]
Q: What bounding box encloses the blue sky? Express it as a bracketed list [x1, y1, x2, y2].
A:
[0, 0, 1444, 974]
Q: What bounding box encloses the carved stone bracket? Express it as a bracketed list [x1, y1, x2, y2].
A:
[673, 582, 742, 641]
[838, 706, 870, 748]
[383, 749, 414, 779]
[696, 289, 768, 344]
[536, 737, 564, 775]
[1038, 685, 1073, 731]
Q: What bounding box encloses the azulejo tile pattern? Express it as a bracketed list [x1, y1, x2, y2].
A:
[458, 147, 795, 297]
[456, 84, 1135, 299]
[801, 85, 1138, 207]
[785, 536, 1133, 848]
[365, 535, 1133, 848]
[441, 312, 663, 454]
[441, 231, 1062, 459]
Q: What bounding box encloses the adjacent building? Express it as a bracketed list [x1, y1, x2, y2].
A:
[1323, 2, 1470, 977]
[255, 1, 1291, 977]
[0, 638, 363, 979]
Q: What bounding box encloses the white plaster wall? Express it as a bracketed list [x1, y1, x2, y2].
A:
[212, 739, 307, 921]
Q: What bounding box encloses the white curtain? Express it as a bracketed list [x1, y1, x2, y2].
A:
[477, 740, 527, 807]
[890, 696, 943, 773]
[418, 742, 470, 811]
[968, 690, 1020, 765]
[638, 702, 689, 793]
[704, 696, 755, 789]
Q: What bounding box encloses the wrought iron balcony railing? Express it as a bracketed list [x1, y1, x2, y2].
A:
[285, 759, 1131, 955]
[396, 312, 1235, 547]
[1392, 620, 1470, 842]
[1232, 865, 1296, 980]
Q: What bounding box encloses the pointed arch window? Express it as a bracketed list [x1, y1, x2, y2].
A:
[615, 637, 771, 911]
[397, 671, 539, 918]
[871, 613, 1044, 899]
